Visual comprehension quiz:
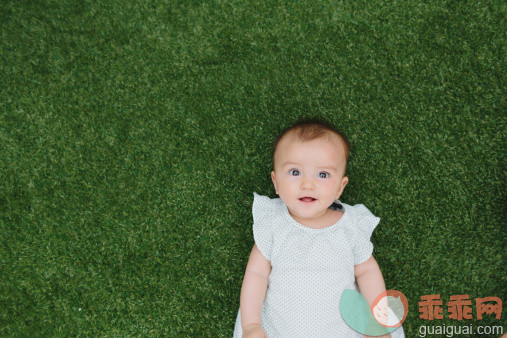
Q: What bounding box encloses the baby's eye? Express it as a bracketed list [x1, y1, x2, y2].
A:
[289, 169, 300, 176]
[318, 172, 329, 178]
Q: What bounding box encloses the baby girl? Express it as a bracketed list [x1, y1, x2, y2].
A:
[233, 120, 404, 337]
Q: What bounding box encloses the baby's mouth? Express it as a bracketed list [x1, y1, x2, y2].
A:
[299, 197, 316, 202]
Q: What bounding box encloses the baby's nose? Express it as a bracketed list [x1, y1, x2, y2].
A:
[301, 178, 315, 189]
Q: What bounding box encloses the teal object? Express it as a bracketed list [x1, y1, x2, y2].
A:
[340, 289, 397, 336]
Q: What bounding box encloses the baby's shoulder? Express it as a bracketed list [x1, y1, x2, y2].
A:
[252, 193, 285, 223]
[251, 193, 287, 261]
[341, 201, 381, 236]
[342, 201, 379, 220]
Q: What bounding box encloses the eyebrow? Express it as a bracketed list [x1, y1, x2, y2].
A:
[281, 161, 338, 171]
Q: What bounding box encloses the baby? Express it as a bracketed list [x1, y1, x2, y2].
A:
[233, 120, 404, 337]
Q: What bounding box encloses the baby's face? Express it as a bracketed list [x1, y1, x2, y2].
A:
[271, 136, 348, 226]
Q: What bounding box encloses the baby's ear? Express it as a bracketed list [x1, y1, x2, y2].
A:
[271, 171, 278, 194]
[341, 176, 349, 189]
[336, 176, 348, 199]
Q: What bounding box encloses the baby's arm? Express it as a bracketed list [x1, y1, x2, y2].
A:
[354, 255, 391, 338]
[240, 244, 271, 337]
[354, 255, 386, 306]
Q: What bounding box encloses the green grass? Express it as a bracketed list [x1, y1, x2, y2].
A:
[1, 0, 505, 336]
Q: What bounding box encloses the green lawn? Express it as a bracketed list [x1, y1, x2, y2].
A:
[1, 0, 505, 336]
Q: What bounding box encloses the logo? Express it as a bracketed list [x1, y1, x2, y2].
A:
[340, 289, 408, 336]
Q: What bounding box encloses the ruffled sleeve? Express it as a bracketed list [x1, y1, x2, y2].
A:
[349, 204, 380, 265]
[252, 193, 279, 261]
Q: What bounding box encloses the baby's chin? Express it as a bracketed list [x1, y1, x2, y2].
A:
[288, 207, 328, 221]
[287, 208, 314, 220]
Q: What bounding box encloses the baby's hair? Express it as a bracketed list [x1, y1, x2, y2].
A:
[272, 118, 350, 174]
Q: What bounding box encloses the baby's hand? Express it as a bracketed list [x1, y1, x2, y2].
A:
[242, 323, 268, 338]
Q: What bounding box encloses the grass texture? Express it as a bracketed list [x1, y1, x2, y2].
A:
[1, 0, 505, 336]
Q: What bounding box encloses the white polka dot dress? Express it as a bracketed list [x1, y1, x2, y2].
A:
[233, 193, 405, 338]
